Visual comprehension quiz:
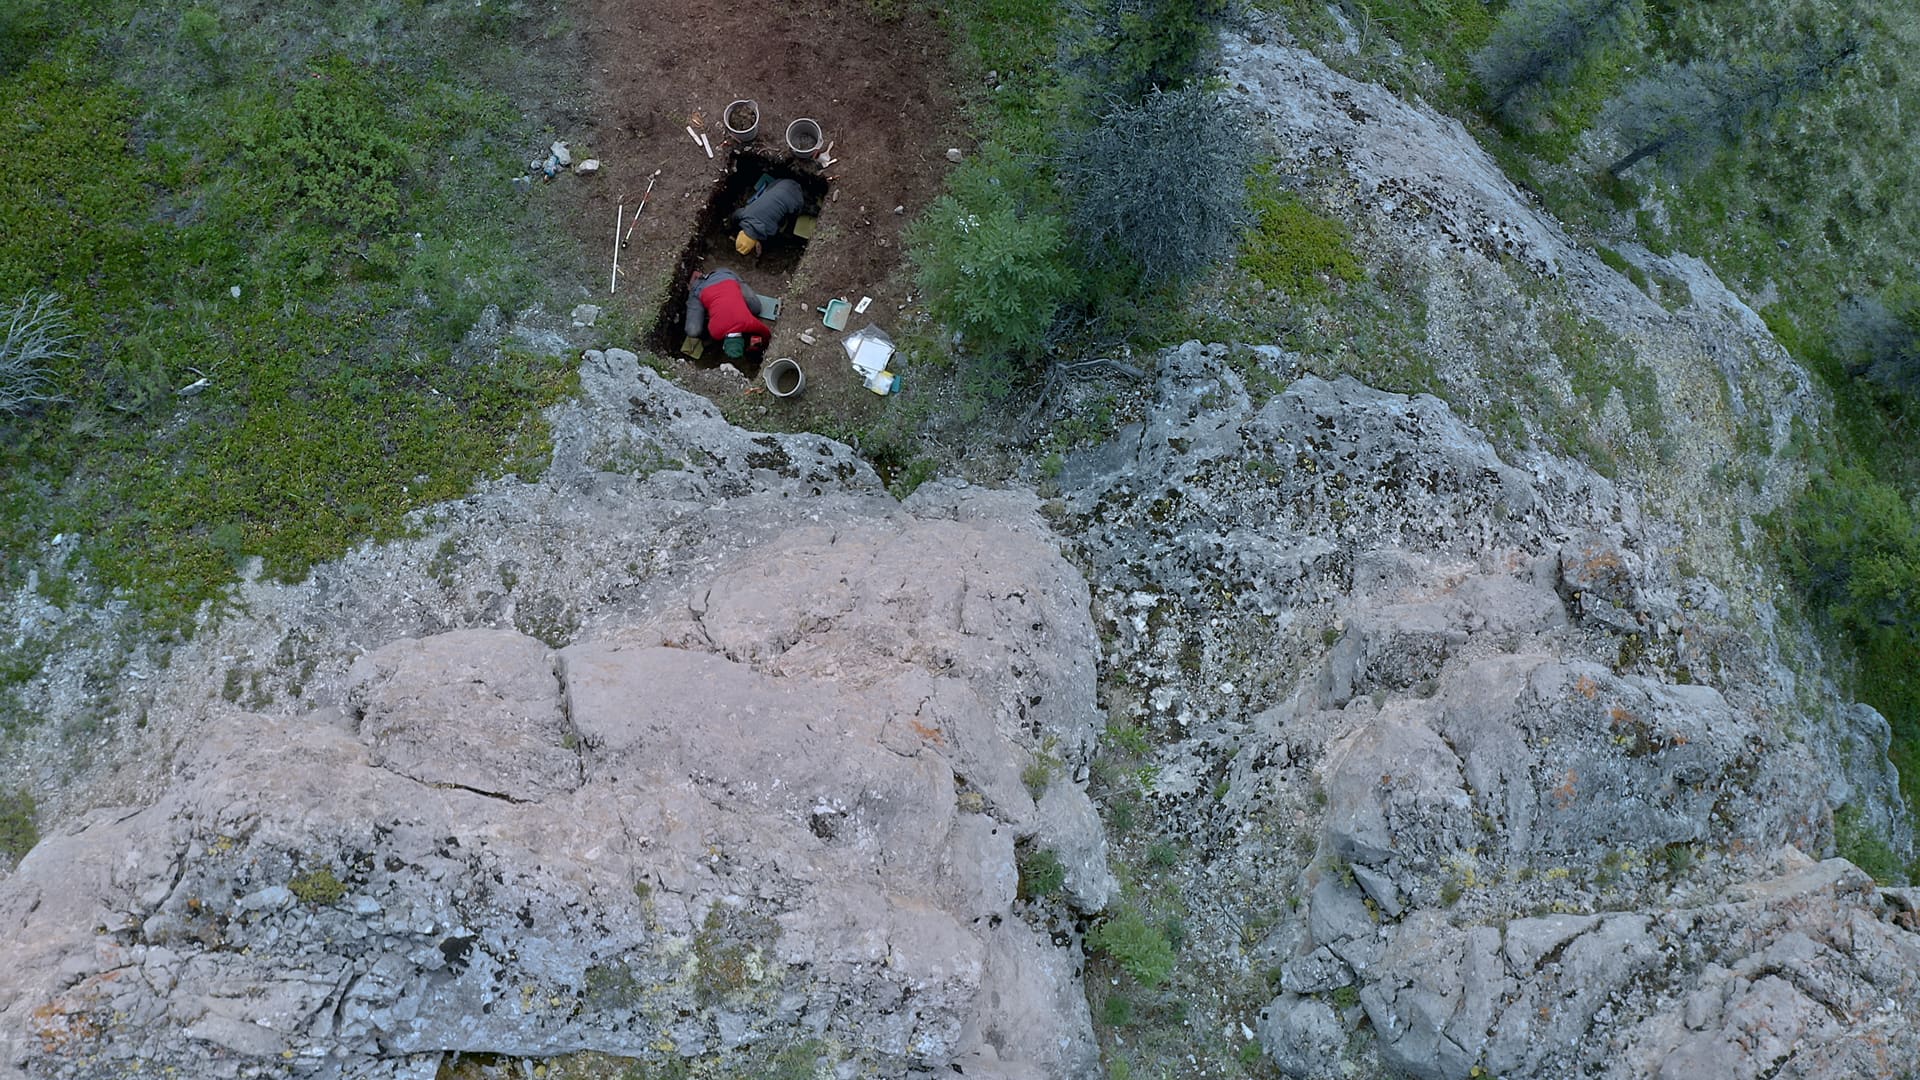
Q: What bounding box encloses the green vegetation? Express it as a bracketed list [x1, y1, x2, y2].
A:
[0, 0, 581, 640]
[288, 866, 346, 906]
[1472, 0, 1641, 124]
[916, 0, 1248, 386]
[1779, 462, 1920, 820]
[1252, 0, 1920, 855]
[1061, 87, 1255, 287]
[0, 787, 35, 860]
[909, 191, 1074, 361]
[435, 1042, 828, 1080]
[1239, 166, 1366, 297]
[1017, 846, 1068, 899]
[1089, 905, 1176, 987]
[1832, 804, 1914, 885]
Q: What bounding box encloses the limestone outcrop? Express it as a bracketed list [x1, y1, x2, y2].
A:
[0, 361, 1110, 1080]
[1063, 341, 1919, 1078]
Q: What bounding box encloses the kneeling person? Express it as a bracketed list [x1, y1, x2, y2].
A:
[684, 268, 771, 359]
[731, 177, 807, 258]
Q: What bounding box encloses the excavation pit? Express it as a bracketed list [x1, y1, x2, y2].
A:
[648, 149, 830, 373]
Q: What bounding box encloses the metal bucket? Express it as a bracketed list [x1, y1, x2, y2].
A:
[725, 99, 760, 142]
[785, 118, 823, 155]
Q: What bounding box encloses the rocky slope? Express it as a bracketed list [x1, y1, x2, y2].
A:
[0, 16, 1917, 1080]
[0, 358, 1113, 1079]
[1061, 342, 1916, 1079]
[1033, 25, 1918, 1080]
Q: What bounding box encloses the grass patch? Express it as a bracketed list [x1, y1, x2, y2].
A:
[1832, 804, 1912, 886]
[1016, 845, 1067, 899]
[0, 1, 582, 640]
[1239, 166, 1365, 298]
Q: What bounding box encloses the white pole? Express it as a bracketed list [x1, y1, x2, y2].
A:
[610, 204, 623, 294]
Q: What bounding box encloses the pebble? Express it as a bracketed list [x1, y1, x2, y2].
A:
[945, 148, 964, 163]
[550, 141, 572, 167]
[575, 159, 601, 175]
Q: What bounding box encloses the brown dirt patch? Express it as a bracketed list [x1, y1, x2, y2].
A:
[571, 0, 970, 426]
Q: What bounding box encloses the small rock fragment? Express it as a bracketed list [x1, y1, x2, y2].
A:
[551, 141, 572, 167]
[945, 147, 964, 163]
[575, 159, 601, 175]
[570, 304, 602, 328]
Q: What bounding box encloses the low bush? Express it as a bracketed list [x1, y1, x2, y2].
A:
[1833, 804, 1912, 885]
[1835, 283, 1920, 396]
[1059, 87, 1254, 288]
[0, 291, 70, 414]
[0, 788, 35, 860]
[1088, 905, 1175, 987]
[1781, 463, 1920, 827]
[909, 193, 1074, 365]
[1085, 0, 1232, 102]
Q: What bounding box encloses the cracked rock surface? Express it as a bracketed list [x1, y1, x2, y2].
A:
[1064, 341, 1918, 1079]
[0, 358, 1109, 1080]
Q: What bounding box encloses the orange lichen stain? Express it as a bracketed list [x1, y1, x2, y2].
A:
[907, 719, 945, 745]
[1574, 675, 1599, 700]
[1551, 769, 1578, 810]
[30, 1002, 100, 1055]
[1608, 705, 1634, 726]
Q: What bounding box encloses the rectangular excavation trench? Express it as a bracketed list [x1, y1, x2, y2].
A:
[647, 148, 830, 375]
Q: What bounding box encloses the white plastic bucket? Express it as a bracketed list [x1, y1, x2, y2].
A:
[763, 357, 806, 398]
[725, 99, 760, 142]
[785, 118, 822, 155]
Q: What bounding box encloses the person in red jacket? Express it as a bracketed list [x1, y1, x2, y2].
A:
[683, 268, 771, 359]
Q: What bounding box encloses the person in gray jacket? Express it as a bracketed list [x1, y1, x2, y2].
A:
[731, 177, 807, 257]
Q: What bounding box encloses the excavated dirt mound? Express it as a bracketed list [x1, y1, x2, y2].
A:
[575, 0, 966, 413]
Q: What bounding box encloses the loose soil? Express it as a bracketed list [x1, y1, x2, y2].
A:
[573, 0, 969, 422]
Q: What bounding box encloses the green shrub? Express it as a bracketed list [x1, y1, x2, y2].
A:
[0, 0, 50, 73]
[1089, 906, 1175, 987]
[1086, 0, 1232, 102]
[1834, 282, 1920, 395]
[1059, 87, 1254, 287]
[1783, 465, 1920, 656]
[233, 54, 414, 270]
[1471, 0, 1642, 122]
[1017, 847, 1067, 899]
[0, 788, 36, 860]
[910, 192, 1073, 364]
[1780, 464, 1920, 834]
[1239, 168, 1364, 297]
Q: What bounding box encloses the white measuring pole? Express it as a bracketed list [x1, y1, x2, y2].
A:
[610, 204, 624, 294]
